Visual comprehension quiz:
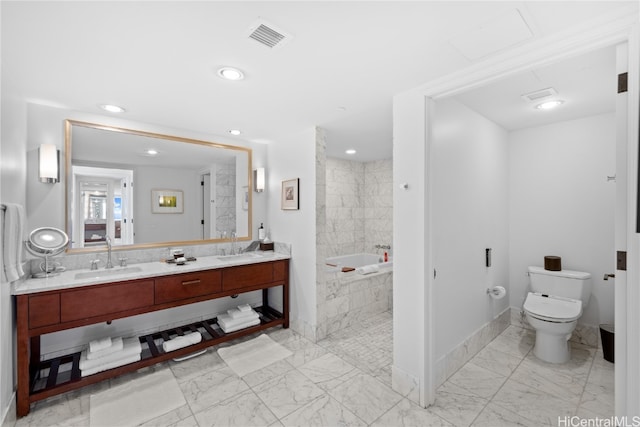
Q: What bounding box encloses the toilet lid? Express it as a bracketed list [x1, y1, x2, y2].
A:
[523, 292, 582, 321]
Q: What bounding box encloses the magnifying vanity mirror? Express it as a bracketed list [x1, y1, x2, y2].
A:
[65, 120, 252, 252]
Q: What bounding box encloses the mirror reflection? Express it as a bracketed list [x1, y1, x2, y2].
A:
[65, 120, 252, 251]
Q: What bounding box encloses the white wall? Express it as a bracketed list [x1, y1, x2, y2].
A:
[432, 98, 510, 360]
[267, 127, 317, 337]
[509, 113, 616, 327]
[0, 93, 28, 425]
[135, 165, 202, 243]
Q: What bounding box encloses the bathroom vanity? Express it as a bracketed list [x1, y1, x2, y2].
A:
[12, 254, 290, 417]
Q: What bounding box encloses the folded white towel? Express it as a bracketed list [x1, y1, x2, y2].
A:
[81, 353, 141, 377]
[237, 304, 252, 312]
[356, 265, 379, 275]
[80, 337, 141, 371]
[219, 317, 261, 334]
[2, 203, 26, 282]
[89, 337, 113, 354]
[227, 308, 259, 320]
[217, 312, 259, 330]
[87, 337, 123, 360]
[162, 332, 202, 353]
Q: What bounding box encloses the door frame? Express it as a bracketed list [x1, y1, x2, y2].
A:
[394, 7, 639, 413]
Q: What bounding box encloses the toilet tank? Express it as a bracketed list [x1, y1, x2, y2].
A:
[528, 266, 592, 303]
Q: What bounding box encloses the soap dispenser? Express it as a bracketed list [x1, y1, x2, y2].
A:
[258, 223, 265, 240]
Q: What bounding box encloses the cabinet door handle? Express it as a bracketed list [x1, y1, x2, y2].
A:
[182, 280, 201, 286]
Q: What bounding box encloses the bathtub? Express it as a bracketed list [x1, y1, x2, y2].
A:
[326, 253, 393, 272]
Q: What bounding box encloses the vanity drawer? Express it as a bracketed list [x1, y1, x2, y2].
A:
[155, 270, 222, 304]
[29, 294, 60, 329]
[222, 263, 274, 291]
[60, 280, 155, 323]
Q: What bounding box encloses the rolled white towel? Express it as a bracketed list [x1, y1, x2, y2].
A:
[87, 337, 123, 360]
[237, 304, 252, 312]
[80, 337, 141, 371]
[219, 317, 260, 333]
[227, 308, 258, 320]
[89, 337, 112, 353]
[217, 312, 259, 330]
[356, 265, 379, 275]
[162, 332, 202, 353]
[81, 354, 141, 377]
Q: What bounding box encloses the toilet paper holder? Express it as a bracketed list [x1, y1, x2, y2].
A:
[486, 286, 507, 299]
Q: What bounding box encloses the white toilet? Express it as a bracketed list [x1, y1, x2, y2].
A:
[523, 266, 592, 364]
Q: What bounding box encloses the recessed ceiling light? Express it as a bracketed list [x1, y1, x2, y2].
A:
[99, 104, 126, 113]
[145, 149, 158, 156]
[217, 67, 245, 81]
[345, 149, 357, 155]
[229, 129, 242, 136]
[535, 100, 564, 110]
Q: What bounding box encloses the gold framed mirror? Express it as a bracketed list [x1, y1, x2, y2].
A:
[65, 120, 252, 253]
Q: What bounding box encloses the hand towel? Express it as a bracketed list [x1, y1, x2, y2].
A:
[80, 337, 141, 371]
[227, 307, 259, 320]
[237, 304, 252, 312]
[89, 337, 113, 354]
[217, 312, 259, 330]
[2, 203, 26, 282]
[162, 332, 202, 353]
[87, 337, 123, 360]
[81, 354, 141, 377]
[218, 317, 261, 334]
[356, 265, 379, 275]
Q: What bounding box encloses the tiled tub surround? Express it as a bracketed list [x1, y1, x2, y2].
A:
[320, 268, 393, 337]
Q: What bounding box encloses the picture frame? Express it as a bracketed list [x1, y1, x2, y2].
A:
[151, 189, 183, 214]
[281, 178, 299, 210]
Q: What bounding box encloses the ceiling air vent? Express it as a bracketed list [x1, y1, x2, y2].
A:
[521, 87, 558, 103]
[247, 19, 292, 49]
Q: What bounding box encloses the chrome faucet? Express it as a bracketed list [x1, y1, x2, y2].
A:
[105, 235, 114, 269]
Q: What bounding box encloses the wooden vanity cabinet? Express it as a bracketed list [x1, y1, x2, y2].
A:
[15, 259, 289, 417]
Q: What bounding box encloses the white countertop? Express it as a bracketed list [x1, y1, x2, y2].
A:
[12, 251, 290, 295]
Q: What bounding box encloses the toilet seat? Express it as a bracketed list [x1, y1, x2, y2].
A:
[523, 292, 582, 323]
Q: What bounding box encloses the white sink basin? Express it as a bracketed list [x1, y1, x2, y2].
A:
[74, 266, 143, 280]
[217, 253, 264, 261]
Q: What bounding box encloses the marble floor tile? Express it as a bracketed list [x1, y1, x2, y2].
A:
[491, 378, 577, 426]
[371, 398, 453, 427]
[428, 381, 489, 427]
[12, 310, 611, 427]
[485, 334, 532, 359]
[280, 334, 328, 368]
[470, 345, 523, 377]
[448, 362, 507, 399]
[471, 402, 541, 427]
[193, 390, 277, 427]
[298, 353, 357, 386]
[179, 366, 249, 414]
[280, 394, 366, 427]
[510, 357, 589, 404]
[139, 404, 195, 427]
[169, 349, 226, 382]
[253, 370, 325, 419]
[328, 372, 402, 424]
[242, 359, 295, 388]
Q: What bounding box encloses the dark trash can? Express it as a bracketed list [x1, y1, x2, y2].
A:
[600, 324, 614, 363]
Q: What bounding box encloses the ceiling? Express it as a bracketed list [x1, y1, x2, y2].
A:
[2, 1, 635, 163]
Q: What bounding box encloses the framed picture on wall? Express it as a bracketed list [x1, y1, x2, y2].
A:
[151, 189, 183, 214]
[281, 178, 299, 210]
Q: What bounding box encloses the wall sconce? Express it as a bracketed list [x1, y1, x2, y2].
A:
[39, 144, 60, 184]
[254, 167, 265, 193]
